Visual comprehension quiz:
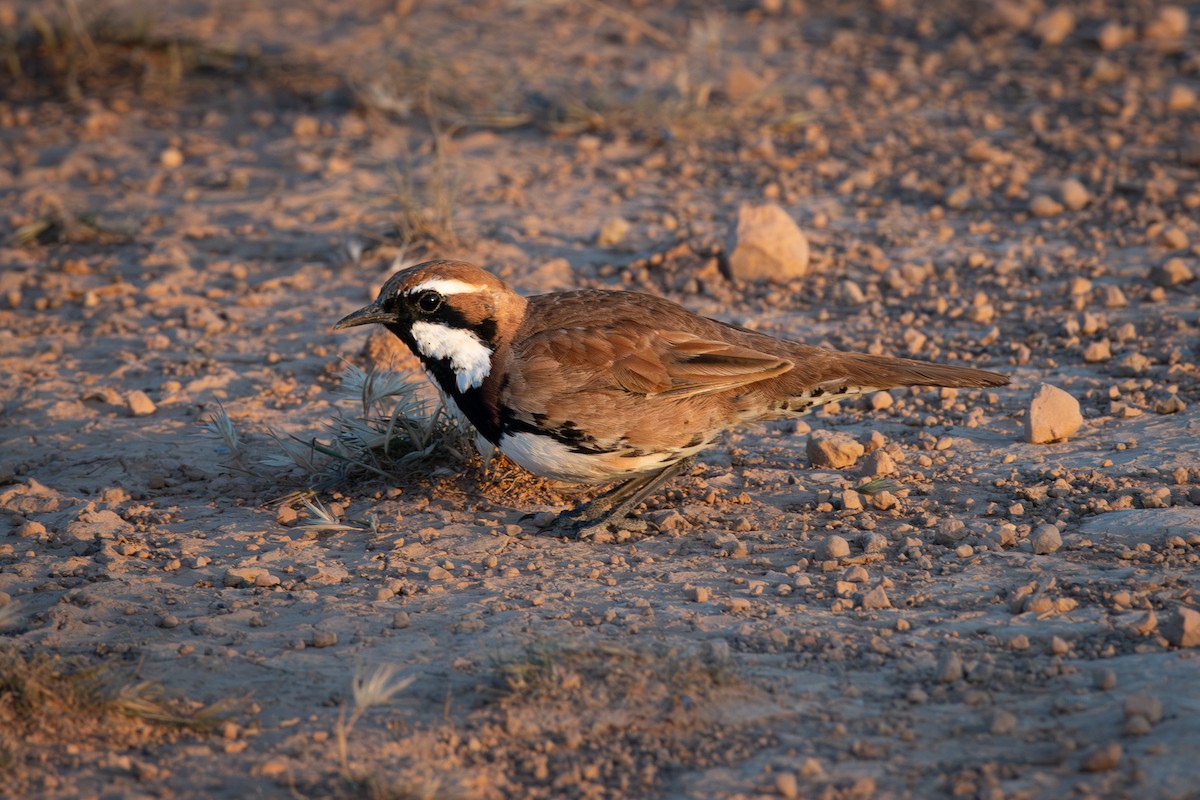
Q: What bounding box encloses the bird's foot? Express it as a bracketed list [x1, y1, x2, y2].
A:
[533, 506, 648, 541]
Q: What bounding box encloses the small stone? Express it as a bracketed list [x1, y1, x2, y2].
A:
[990, 710, 1018, 735]
[311, 631, 337, 648]
[1123, 715, 1153, 737]
[690, 586, 711, 603]
[1060, 178, 1091, 210]
[160, 147, 184, 168]
[774, 771, 799, 799]
[392, 612, 410, 629]
[1163, 607, 1200, 647]
[1049, 635, 1069, 655]
[1166, 84, 1197, 113]
[859, 584, 891, 610]
[1145, 5, 1188, 41]
[427, 566, 452, 581]
[157, 614, 180, 629]
[1025, 384, 1083, 443]
[596, 217, 631, 248]
[807, 430, 864, 468]
[126, 391, 157, 417]
[1082, 340, 1111, 363]
[859, 450, 896, 478]
[817, 535, 850, 560]
[1114, 353, 1152, 377]
[1081, 742, 1121, 773]
[935, 651, 964, 683]
[858, 532, 888, 553]
[1093, 668, 1117, 690]
[1029, 194, 1064, 217]
[1149, 257, 1194, 286]
[727, 202, 810, 282]
[1008, 634, 1030, 651]
[840, 489, 863, 511]
[1031, 524, 1062, 555]
[1158, 226, 1189, 250]
[1033, 6, 1075, 45]
[842, 565, 868, 583]
[291, 115, 320, 138]
[1123, 693, 1163, 724]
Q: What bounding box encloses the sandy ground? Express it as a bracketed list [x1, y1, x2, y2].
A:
[2, 1, 1199, 797]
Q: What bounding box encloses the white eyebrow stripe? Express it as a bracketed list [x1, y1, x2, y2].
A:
[408, 278, 487, 296]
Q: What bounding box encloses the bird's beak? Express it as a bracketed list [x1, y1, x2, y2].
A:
[332, 302, 394, 331]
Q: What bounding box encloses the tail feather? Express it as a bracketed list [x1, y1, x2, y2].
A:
[835, 352, 1010, 390]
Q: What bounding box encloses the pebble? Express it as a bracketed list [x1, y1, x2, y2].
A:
[427, 566, 453, 581]
[311, 631, 337, 648]
[596, 216, 630, 247]
[1114, 352, 1151, 376]
[817, 535, 850, 559]
[690, 586, 711, 603]
[935, 650, 964, 683]
[1081, 742, 1122, 773]
[1060, 178, 1090, 210]
[858, 532, 888, 553]
[126, 390, 157, 417]
[1123, 693, 1163, 724]
[858, 450, 896, 478]
[1145, 6, 1189, 41]
[1149, 257, 1195, 286]
[392, 612, 411, 629]
[157, 614, 180, 629]
[160, 147, 184, 168]
[840, 489, 863, 511]
[1082, 340, 1111, 362]
[1029, 194, 1064, 217]
[1025, 384, 1083, 443]
[1093, 668, 1117, 690]
[1163, 606, 1200, 647]
[1033, 6, 1074, 45]
[990, 710, 1018, 735]
[727, 202, 810, 281]
[1030, 524, 1062, 555]
[807, 430, 864, 468]
[859, 584, 891, 610]
[774, 771, 799, 799]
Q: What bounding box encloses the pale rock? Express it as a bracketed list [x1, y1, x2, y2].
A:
[807, 430, 864, 468]
[817, 534, 850, 560]
[1031, 524, 1062, 554]
[1029, 194, 1063, 217]
[597, 217, 631, 248]
[1082, 340, 1111, 363]
[859, 450, 896, 478]
[1060, 178, 1090, 210]
[1034, 6, 1075, 45]
[727, 203, 810, 282]
[1025, 384, 1083, 443]
[1149, 258, 1194, 286]
[126, 390, 157, 417]
[1163, 607, 1200, 647]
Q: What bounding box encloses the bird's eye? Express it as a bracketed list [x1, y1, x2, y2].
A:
[415, 291, 443, 314]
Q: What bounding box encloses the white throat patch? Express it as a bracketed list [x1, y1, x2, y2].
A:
[409, 321, 493, 392]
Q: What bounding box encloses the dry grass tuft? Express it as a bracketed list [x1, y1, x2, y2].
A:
[0, 646, 240, 780]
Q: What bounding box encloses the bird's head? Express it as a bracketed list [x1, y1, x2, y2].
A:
[334, 260, 527, 394]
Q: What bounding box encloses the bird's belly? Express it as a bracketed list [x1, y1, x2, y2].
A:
[496, 430, 696, 485]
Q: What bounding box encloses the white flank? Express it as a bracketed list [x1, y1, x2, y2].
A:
[408, 278, 487, 296]
[410, 321, 493, 391]
[498, 431, 612, 483]
[498, 431, 702, 484]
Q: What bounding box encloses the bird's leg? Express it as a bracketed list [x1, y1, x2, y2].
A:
[542, 457, 696, 539]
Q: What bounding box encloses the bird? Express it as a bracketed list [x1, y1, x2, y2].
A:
[334, 260, 1009, 538]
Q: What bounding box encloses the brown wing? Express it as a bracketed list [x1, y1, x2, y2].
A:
[518, 324, 793, 399]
